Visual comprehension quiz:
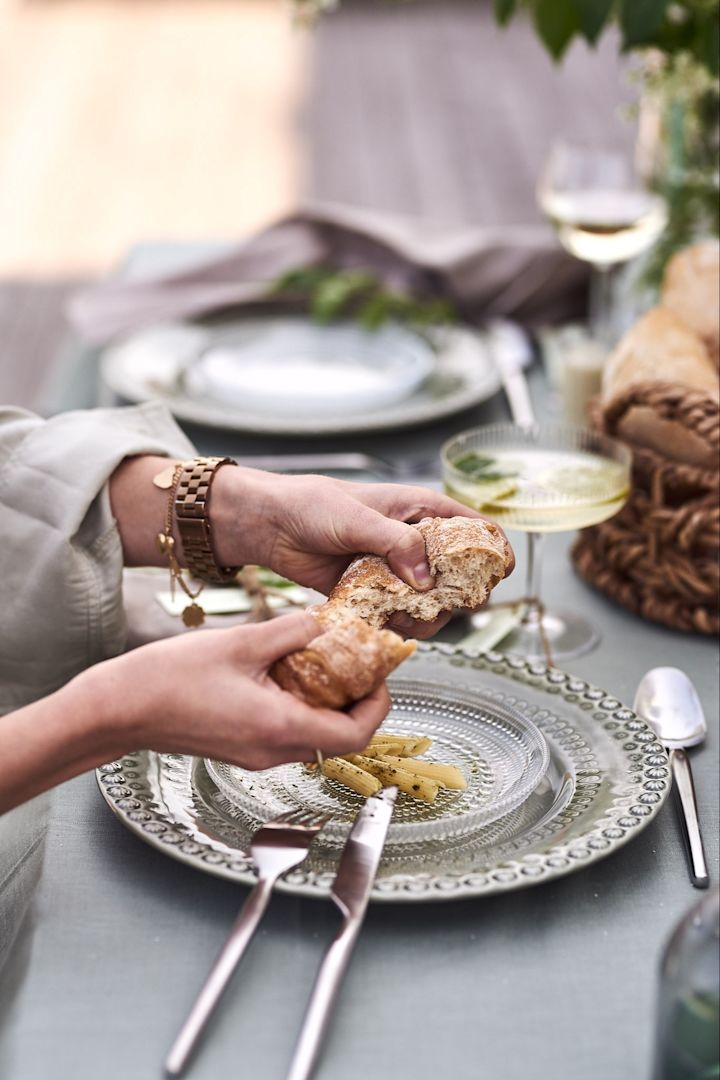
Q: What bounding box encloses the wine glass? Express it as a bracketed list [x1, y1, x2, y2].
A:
[441, 422, 632, 662]
[537, 142, 667, 343]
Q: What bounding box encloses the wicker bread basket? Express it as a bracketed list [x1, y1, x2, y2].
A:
[572, 381, 720, 634]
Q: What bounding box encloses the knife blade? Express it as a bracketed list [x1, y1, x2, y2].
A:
[286, 786, 397, 1080]
[487, 318, 535, 428]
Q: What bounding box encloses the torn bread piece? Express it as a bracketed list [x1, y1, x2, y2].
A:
[322, 515, 512, 628]
[270, 614, 415, 710]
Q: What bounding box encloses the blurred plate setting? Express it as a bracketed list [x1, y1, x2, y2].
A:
[99, 316, 501, 436]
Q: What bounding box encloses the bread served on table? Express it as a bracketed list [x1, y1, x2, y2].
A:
[270, 614, 415, 710]
[601, 307, 719, 469]
[272, 515, 509, 712]
[602, 307, 718, 403]
[661, 241, 720, 366]
[322, 515, 511, 628]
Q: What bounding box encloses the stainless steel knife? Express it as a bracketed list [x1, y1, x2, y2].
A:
[286, 786, 398, 1080]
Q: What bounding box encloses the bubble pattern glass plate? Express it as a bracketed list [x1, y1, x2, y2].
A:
[96, 645, 671, 903]
[205, 681, 550, 850]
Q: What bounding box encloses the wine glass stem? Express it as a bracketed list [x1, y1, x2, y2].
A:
[589, 263, 614, 344]
[522, 531, 544, 626]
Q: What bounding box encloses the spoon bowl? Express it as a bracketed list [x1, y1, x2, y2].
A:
[634, 667, 707, 749]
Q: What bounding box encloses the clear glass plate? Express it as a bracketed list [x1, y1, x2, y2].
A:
[205, 678, 549, 850]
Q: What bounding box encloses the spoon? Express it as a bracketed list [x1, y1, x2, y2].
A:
[634, 667, 709, 889]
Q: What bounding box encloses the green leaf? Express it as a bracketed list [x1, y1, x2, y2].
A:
[699, 11, 720, 75]
[271, 265, 329, 294]
[357, 293, 392, 331]
[531, 0, 580, 60]
[453, 453, 496, 475]
[493, 0, 517, 26]
[619, 0, 670, 47]
[311, 272, 373, 323]
[575, 0, 615, 44]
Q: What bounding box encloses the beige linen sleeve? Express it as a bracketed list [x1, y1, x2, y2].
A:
[0, 402, 194, 974]
[0, 402, 195, 714]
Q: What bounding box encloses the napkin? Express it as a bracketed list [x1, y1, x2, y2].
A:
[68, 202, 588, 345]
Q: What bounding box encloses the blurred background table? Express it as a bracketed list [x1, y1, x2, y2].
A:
[0, 0, 632, 412]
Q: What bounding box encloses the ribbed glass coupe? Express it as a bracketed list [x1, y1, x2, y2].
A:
[442, 422, 632, 661]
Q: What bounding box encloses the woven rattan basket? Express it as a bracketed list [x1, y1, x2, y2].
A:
[572, 382, 720, 635]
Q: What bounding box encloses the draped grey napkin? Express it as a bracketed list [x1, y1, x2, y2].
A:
[68, 202, 588, 344]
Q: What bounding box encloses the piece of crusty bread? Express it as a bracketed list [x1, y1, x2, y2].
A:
[322, 516, 511, 628]
[601, 307, 719, 468]
[602, 307, 719, 404]
[661, 241, 720, 366]
[270, 615, 415, 709]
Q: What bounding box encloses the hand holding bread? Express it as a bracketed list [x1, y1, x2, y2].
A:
[270, 516, 514, 711]
[323, 515, 512, 628]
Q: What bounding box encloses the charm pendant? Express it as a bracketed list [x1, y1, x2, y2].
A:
[156, 531, 175, 556]
[182, 602, 205, 628]
[153, 464, 179, 490]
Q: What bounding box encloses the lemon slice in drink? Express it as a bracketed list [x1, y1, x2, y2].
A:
[537, 462, 626, 503]
[471, 476, 519, 507]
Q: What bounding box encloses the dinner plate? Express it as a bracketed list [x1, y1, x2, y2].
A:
[183, 319, 435, 417]
[96, 646, 671, 902]
[206, 681, 550, 850]
[99, 318, 501, 436]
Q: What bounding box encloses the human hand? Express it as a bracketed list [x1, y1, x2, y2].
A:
[212, 470, 514, 639]
[94, 612, 390, 768]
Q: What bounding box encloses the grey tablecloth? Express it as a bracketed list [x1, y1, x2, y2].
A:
[1, 244, 718, 1080]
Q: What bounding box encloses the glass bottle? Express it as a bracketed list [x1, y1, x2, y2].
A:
[653, 887, 720, 1080]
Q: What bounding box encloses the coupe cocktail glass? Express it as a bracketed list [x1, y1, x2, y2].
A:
[442, 423, 632, 661]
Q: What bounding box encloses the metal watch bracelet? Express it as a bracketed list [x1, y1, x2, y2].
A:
[174, 456, 240, 584]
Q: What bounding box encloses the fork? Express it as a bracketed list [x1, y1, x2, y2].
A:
[164, 808, 329, 1077]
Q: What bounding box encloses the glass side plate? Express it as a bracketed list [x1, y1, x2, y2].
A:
[205, 679, 549, 850]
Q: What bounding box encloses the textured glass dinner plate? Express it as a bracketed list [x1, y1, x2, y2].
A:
[96, 646, 671, 903]
[99, 319, 500, 436]
[205, 681, 549, 850]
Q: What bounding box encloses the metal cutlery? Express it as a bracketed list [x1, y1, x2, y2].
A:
[286, 786, 398, 1080]
[164, 808, 330, 1077]
[487, 318, 535, 427]
[232, 452, 438, 481]
[634, 667, 710, 889]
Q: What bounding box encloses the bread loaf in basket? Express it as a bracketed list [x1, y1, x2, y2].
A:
[573, 251, 720, 634]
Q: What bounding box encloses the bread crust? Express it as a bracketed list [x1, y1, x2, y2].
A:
[602, 307, 718, 404]
[602, 307, 720, 468]
[661, 241, 720, 366]
[325, 515, 512, 626]
[270, 615, 415, 709]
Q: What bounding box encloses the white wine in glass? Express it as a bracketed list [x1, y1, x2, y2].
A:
[541, 188, 668, 266]
[442, 423, 632, 661]
[537, 143, 668, 342]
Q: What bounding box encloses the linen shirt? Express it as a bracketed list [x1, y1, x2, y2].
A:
[0, 403, 194, 971]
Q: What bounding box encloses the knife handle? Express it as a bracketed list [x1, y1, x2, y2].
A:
[286, 917, 362, 1080]
[671, 749, 709, 889]
[165, 876, 275, 1076]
